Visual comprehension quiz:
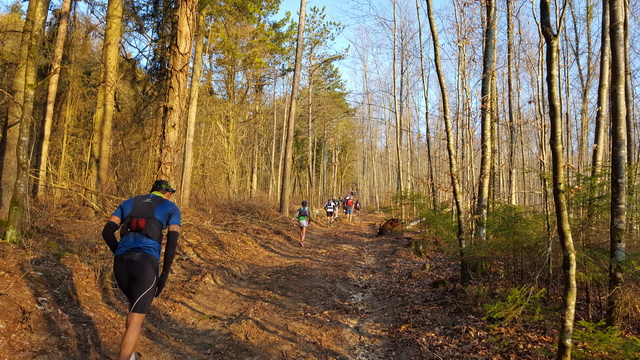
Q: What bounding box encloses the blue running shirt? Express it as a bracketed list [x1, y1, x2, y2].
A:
[112, 193, 181, 259]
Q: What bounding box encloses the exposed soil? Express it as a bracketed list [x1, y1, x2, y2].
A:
[0, 203, 557, 359]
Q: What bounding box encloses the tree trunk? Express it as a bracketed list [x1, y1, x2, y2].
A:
[279, 0, 306, 215]
[474, 0, 496, 247]
[570, 0, 594, 171]
[269, 71, 278, 199]
[507, 0, 517, 206]
[1, 0, 39, 220]
[606, 0, 627, 328]
[624, 0, 633, 170]
[158, 0, 197, 188]
[97, 0, 122, 190]
[307, 56, 314, 206]
[425, 0, 469, 285]
[416, 0, 437, 210]
[180, 9, 206, 206]
[540, 2, 577, 359]
[392, 0, 405, 220]
[588, 0, 609, 220]
[4, 0, 50, 242]
[36, 0, 72, 198]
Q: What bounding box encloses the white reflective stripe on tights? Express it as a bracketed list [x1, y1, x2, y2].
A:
[130, 276, 157, 312]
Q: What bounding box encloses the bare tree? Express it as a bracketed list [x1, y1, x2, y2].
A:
[415, 0, 437, 211]
[473, 0, 497, 247]
[392, 0, 405, 220]
[606, 0, 628, 328]
[425, 0, 469, 285]
[180, 8, 207, 206]
[280, 0, 307, 215]
[36, 0, 72, 198]
[4, 0, 51, 241]
[1, 0, 41, 220]
[158, 0, 198, 186]
[506, 0, 517, 206]
[540, 1, 577, 358]
[89, 0, 122, 196]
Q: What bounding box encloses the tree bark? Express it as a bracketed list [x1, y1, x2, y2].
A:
[158, 0, 197, 189]
[425, 0, 469, 285]
[540, 2, 577, 359]
[606, 0, 627, 328]
[507, 0, 517, 206]
[1, 0, 39, 220]
[279, 0, 306, 215]
[180, 9, 206, 206]
[474, 0, 497, 246]
[4, 0, 51, 242]
[415, 0, 437, 210]
[392, 0, 405, 220]
[36, 0, 72, 198]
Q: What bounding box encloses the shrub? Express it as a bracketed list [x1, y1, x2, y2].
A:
[483, 284, 546, 326]
[573, 320, 640, 359]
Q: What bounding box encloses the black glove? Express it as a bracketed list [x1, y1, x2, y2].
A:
[156, 272, 169, 297]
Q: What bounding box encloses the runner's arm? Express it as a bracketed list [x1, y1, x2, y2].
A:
[157, 224, 180, 297]
[101, 215, 121, 253]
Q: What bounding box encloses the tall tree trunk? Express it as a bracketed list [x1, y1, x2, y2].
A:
[37, 0, 72, 198]
[507, 0, 517, 206]
[97, 0, 122, 190]
[392, 0, 405, 220]
[180, 9, 206, 206]
[269, 72, 278, 199]
[279, 0, 306, 215]
[277, 85, 289, 200]
[474, 0, 496, 247]
[623, 0, 635, 233]
[1, 0, 39, 220]
[158, 0, 197, 187]
[606, 0, 627, 327]
[425, 0, 469, 285]
[4, 0, 50, 242]
[588, 0, 609, 218]
[307, 58, 314, 206]
[89, 0, 122, 199]
[540, 2, 576, 359]
[624, 0, 633, 170]
[570, 0, 594, 171]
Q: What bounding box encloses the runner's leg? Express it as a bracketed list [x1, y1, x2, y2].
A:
[118, 312, 146, 360]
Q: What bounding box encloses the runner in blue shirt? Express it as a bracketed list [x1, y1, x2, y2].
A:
[102, 180, 181, 360]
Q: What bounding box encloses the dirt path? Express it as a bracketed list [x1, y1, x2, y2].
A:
[135, 213, 413, 359]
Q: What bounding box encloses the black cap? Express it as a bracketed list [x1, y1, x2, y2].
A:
[302, 200, 308, 207]
[151, 180, 176, 193]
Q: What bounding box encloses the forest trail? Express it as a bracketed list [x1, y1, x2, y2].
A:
[0, 206, 556, 359]
[140, 213, 408, 359]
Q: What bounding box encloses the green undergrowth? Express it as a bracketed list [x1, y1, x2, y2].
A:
[483, 284, 547, 326]
[572, 320, 640, 359]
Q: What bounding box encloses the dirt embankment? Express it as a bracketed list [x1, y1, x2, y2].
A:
[0, 203, 555, 359]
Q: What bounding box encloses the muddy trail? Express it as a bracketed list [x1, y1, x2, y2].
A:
[135, 214, 413, 359]
[0, 204, 556, 359]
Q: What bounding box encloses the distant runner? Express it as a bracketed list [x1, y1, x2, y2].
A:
[324, 198, 336, 226]
[345, 196, 354, 224]
[102, 180, 181, 360]
[292, 200, 312, 247]
[354, 199, 362, 215]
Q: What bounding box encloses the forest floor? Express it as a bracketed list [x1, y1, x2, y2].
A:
[0, 201, 574, 359]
